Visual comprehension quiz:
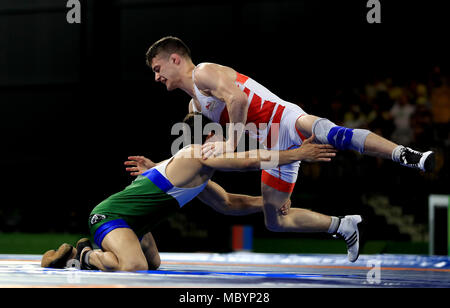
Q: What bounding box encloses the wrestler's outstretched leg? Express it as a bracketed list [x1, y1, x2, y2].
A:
[261, 183, 362, 262]
[296, 115, 435, 172]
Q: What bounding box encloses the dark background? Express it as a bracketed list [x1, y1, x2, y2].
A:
[0, 0, 449, 252]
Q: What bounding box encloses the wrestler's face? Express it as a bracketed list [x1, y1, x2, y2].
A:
[151, 53, 181, 91]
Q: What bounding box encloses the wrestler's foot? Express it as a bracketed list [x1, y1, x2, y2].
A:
[41, 243, 74, 268]
[75, 238, 97, 270]
[393, 146, 435, 172]
[333, 215, 362, 263]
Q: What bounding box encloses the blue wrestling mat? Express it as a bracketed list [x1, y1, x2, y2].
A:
[0, 252, 449, 288]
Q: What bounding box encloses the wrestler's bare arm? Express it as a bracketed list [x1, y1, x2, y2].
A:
[194, 63, 248, 150]
[197, 135, 336, 172]
[123, 153, 292, 215]
[197, 180, 262, 215]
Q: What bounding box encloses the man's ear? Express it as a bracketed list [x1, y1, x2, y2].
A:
[170, 53, 181, 65]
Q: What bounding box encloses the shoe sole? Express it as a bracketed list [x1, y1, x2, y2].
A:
[41, 243, 74, 268]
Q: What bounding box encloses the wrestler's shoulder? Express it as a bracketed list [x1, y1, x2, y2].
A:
[196, 62, 234, 75]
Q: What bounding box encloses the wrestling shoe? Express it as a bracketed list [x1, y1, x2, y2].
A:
[333, 215, 363, 263]
[394, 146, 435, 172]
[75, 238, 98, 270]
[41, 243, 74, 268]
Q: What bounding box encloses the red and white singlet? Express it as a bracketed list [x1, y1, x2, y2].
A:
[192, 65, 308, 193]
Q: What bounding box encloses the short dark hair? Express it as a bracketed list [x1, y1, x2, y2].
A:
[182, 112, 223, 145]
[146, 36, 192, 67]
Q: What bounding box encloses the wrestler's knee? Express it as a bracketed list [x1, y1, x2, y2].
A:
[265, 220, 285, 232]
[312, 118, 370, 153]
[263, 207, 287, 232]
[262, 185, 291, 232]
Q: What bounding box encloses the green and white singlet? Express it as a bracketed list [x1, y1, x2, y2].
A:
[88, 154, 208, 248]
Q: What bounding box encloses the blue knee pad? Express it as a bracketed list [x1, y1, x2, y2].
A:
[312, 118, 370, 153]
[327, 126, 355, 151]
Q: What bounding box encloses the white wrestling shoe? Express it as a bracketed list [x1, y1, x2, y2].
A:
[394, 146, 435, 172]
[333, 215, 363, 263]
